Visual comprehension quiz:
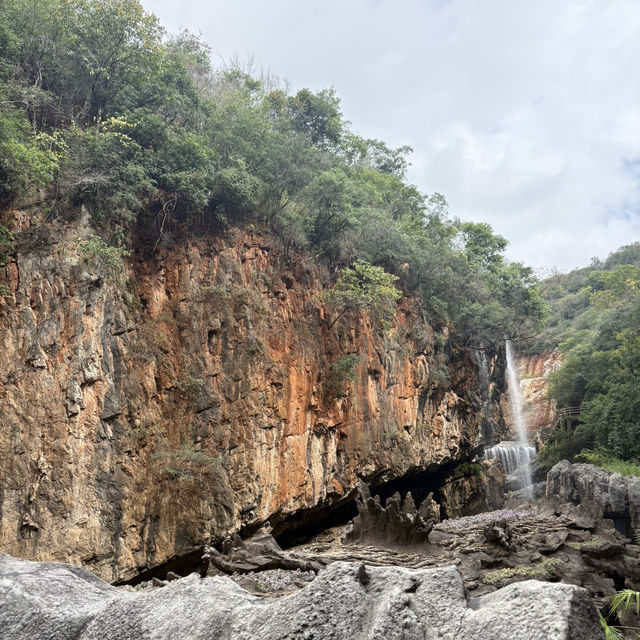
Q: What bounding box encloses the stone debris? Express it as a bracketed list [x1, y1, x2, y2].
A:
[440, 508, 533, 530]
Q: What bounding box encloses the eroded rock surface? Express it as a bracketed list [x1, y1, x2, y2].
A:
[512, 351, 561, 441]
[294, 505, 640, 601]
[546, 461, 640, 537]
[345, 480, 437, 547]
[438, 459, 506, 517]
[0, 218, 505, 582]
[203, 532, 323, 575]
[0, 553, 603, 640]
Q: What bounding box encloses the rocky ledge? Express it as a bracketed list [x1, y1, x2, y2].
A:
[546, 461, 640, 537]
[0, 553, 602, 640]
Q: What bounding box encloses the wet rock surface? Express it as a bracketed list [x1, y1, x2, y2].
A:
[516, 351, 562, 441]
[0, 553, 603, 639]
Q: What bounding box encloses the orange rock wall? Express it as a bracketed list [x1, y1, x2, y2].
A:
[0, 216, 490, 582]
[510, 352, 561, 441]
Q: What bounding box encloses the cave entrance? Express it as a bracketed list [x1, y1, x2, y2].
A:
[609, 513, 633, 538]
[271, 496, 358, 549]
[273, 461, 461, 549]
[115, 548, 204, 586]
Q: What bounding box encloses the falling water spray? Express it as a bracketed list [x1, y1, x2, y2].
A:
[504, 338, 533, 498]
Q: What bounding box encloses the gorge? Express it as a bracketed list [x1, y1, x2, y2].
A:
[1, 1, 639, 637]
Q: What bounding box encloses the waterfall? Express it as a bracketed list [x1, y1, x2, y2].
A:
[503, 338, 534, 497]
[484, 441, 536, 476]
[484, 338, 536, 498]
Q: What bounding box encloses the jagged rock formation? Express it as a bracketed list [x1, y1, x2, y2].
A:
[0, 216, 500, 582]
[294, 504, 640, 600]
[345, 480, 437, 547]
[546, 461, 640, 538]
[203, 532, 323, 575]
[0, 553, 603, 639]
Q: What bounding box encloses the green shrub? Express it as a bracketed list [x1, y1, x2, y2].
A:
[326, 354, 359, 399]
[78, 234, 130, 277]
[574, 449, 640, 477]
[0, 224, 14, 267]
[153, 443, 222, 480]
[483, 558, 561, 585]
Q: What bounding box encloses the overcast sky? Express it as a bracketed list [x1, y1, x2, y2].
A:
[140, 0, 640, 273]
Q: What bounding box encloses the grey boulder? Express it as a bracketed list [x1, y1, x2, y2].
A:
[0, 553, 603, 639]
[546, 460, 640, 536]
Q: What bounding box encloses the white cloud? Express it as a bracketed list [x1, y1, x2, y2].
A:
[141, 0, 640, 271]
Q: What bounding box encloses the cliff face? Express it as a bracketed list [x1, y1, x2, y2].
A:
[0, 214, 491, 582]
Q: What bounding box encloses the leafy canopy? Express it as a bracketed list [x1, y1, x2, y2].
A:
[0, 0, 545, 346]
[325, 260, 402, 329]
[540, 248, 640, 465]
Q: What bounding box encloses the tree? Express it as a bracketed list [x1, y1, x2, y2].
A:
[325, 260, 401, 329]
[459, 221, 508, 273]
[546, 260, 640, 463]
[287, 88, 343, 149]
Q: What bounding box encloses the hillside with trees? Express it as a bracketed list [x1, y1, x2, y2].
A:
[529, 243, 640, 470]
[0, 0, 545, 348]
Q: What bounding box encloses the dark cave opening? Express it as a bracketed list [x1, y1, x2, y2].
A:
[609, 513, 633, 539]
[115, 548, 205, 586]
[272, 495, 358, 549]
[368, 460, 462, 519]
[117, 460, 472, 583]
[275, 460, 464, 549]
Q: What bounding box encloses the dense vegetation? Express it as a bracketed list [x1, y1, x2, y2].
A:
[0, 0, 545, 346]
[531, 243, 640, 467]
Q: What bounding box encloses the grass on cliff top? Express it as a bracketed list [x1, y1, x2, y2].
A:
[575, 450, 640, 477]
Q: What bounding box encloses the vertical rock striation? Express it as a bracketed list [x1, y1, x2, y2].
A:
[0, 218, 498, 581]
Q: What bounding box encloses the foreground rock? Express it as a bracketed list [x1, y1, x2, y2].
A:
[0, 553, 602, 639]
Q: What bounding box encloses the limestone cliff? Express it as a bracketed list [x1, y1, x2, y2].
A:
[0, 213, 499, 582]
[502, 351, 560, 443]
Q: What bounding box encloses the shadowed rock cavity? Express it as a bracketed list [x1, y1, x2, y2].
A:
[275, 458, 505, 549]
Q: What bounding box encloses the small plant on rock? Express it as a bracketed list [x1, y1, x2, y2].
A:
[78, 234, 130, 277]
[325, 354, 359, 399]
[601, 589, 640, 639]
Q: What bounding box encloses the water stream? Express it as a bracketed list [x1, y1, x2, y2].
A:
[484, 339, 534, 498]
[475, 349, 492, 442]
[484, 441, 536, 476]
